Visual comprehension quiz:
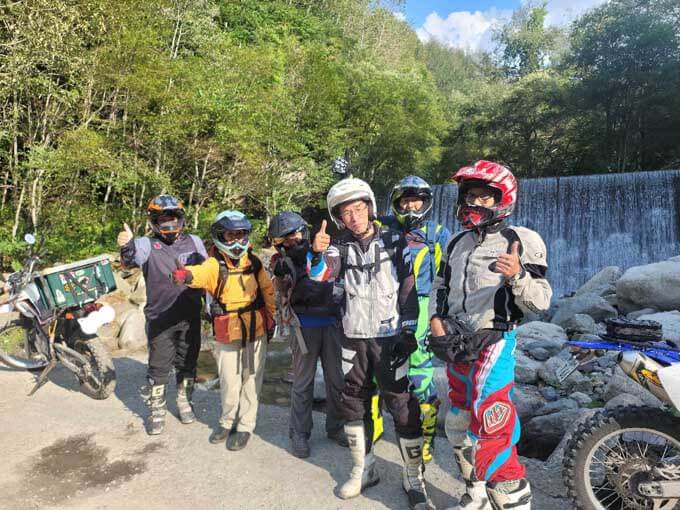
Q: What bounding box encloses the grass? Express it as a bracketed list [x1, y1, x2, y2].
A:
[0, 325, 26, 356]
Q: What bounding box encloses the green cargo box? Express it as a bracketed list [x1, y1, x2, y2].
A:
[37, 255, 117, 309]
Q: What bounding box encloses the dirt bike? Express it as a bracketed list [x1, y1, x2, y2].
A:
[558, 318, 680, 510]
[0, 234, 117, 399]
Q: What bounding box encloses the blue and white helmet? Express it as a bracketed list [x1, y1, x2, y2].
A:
[211, 210, 252, 259]
[389, 175, 433, 229]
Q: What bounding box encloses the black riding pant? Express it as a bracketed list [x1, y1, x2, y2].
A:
[146, 310, 202, 386]
[339, 334, 422, 450]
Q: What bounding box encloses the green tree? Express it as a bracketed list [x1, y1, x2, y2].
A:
[566, 0, 680, 171]
[496, 2, 559, 78]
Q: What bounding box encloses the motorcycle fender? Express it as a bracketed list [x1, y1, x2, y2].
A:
[657, 363, 680, 411]
[15, 300, 38, 319]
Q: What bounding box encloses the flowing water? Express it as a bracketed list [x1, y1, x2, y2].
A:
[427, 169, 680, 298]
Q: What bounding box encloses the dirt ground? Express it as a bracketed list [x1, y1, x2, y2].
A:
[0, 353, 571, 510]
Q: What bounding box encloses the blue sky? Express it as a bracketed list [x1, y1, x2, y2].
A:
[403, 0, 520, 27]
[398, 0, 607, 53]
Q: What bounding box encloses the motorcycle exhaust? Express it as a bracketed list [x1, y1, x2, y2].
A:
[618, 351, 672, 405]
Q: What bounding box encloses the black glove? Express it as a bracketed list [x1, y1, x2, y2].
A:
[390, 330, 418, 369]
[273, 255, 296, 279]
[427, 318, 473, 364]
[398, 330, 418, 356]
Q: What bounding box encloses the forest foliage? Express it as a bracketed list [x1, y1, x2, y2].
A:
[0, 0, 678, 263]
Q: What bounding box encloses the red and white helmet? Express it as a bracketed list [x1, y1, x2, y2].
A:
[452, 160, 517, 229]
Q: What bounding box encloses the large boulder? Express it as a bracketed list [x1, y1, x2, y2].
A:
[575, 266, 623, 297]
[616, 260, 680, 313]
[113, 271, 132, 297]
[516, 321, 567, 358]
[560, 313, 598, 335]
[551, 293, 617, 327]
[97, 321, 122, 352]
[605, 393, 645, 410]
[513, 384, 546, 422]
[544, 408, 598, 470]
[603, 366, 663, 408]
[627, 307, 658, 320]
[515, 353, 542, 384]
[538, 356, 591, 392]
[523, 408, 591, 458]
[637, 311, 680, 344]
[570, 392, 593, 407]
[129, 276, 147, 306]
[534, 398, 578, 417]
[117, 308, 147, 350]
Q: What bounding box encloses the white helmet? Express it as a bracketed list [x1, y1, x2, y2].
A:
[327, 177, 377, 228]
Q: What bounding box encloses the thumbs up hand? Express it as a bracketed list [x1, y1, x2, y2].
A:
[117, 223, 134, 247]
[495, 241, 522, 280]
[312, 219, 331, 253]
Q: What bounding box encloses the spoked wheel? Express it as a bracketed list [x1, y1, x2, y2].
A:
[72, 338, 116, 400]
[564, 406, 680, 510]
[0, 313, 48, 371]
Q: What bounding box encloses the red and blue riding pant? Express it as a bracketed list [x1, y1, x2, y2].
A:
[447, 330, 525, 482]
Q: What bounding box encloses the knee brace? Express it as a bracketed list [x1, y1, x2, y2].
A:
[445, 408, 471, 447]
[453, 446, 475, 482]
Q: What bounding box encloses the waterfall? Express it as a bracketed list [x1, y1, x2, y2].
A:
[428, 169, 680, 299]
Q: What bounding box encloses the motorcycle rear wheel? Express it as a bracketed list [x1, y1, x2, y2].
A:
[73, 338, 116, 400]
[0, 313, 48, 371]
[564, 406, 680, 510]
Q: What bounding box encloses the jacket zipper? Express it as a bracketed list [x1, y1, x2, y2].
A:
[348, 240, 372, 336]
[462, 232, 484, 313]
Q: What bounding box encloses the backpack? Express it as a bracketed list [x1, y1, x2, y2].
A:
[336, 226, 400, 279]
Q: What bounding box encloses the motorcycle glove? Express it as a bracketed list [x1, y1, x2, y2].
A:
[170, 268, 193, 285]
[427, 317, 473, 364]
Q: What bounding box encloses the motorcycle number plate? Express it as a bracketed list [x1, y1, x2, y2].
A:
[556, 357, 580, 383]
[556, 350, 597, 383]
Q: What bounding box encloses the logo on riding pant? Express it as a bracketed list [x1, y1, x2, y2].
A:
[483, 402, 511, 434]
[405, 445, 421, 459]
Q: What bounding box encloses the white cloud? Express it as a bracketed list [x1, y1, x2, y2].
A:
[392, 11, 407, 22]
[415, 0, 608, 54]
[416, 9, 512, 53]
[540, 0, 608, 26]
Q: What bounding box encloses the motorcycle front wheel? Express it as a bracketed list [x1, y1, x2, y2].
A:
[0, 313, 49, 371]
[564, 406, 680, 510]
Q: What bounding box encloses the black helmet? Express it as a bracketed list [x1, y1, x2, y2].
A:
[389, 175, 433, 230]
[147, 194, 185, 242]
[268, 212, 308, 245]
